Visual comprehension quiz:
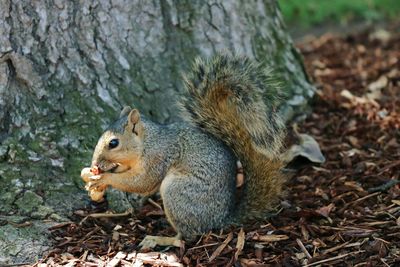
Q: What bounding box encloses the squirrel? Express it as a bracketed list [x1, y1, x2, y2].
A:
[81, 53, 286, 246]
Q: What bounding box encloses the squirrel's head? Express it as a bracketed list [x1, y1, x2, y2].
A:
[91, 106, 144, 174]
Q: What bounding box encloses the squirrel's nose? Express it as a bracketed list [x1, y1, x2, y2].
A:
[90, 160, 103, 175]
[90, 165, 102, 175]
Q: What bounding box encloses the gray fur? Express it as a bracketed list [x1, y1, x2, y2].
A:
[143, 120, 236, 238]
[138, 119, 236, 238]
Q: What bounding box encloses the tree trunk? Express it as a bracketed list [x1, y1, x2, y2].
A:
[0, 0, 314, 263]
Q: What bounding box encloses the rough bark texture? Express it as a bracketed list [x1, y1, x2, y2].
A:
[0, 0, 314, 263]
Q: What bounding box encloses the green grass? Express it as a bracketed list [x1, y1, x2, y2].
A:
[279, 0, 400, 28]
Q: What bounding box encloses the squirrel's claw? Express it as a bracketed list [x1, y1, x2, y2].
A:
[89, 175, 102, 181]
[86, 176, 108, 191]
[86, 181, 103, 191]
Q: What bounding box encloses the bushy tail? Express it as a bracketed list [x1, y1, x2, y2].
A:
[179, 53, 286, 221]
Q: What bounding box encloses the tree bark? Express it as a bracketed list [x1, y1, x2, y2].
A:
[0, 0, 314, 263]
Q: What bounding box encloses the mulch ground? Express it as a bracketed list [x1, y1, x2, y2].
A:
[35, 27, 400, 266]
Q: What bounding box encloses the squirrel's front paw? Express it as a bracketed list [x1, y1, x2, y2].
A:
[85, 178, 108, 202]
[85, 174, 108, 191]
[81, 167, 104, 182]
[81, 169, 109, 202]
[81, 167, 93, 183]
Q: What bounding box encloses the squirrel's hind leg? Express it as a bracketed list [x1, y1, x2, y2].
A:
[159, 170, 235, 240]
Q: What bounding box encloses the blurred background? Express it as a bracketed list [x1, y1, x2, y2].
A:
[279, 0, 400, 38]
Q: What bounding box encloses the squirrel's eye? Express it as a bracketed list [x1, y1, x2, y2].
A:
[108, 139, 119, 149]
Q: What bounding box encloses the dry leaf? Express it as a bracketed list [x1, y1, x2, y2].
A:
[283, 133, 325, 164]
[391, 200, 400, 206]
[315, 203, 335, 217]
[368, 76, 388, 92]
[234, 228, 245, 261]
[106, 251, 126, 267]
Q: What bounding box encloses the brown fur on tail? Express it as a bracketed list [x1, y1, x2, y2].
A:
[180, 53, 286, 221]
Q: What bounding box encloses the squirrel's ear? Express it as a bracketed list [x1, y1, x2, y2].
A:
[119, 106, 132, 118]
[128, 109, 140, 125]
[128, 109, 141, 135]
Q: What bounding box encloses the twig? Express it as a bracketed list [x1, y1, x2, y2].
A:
[187, 242, 220, 251]
[148, 198, 163, 210]
[79, 209, 132, 225]
[339, 192, 380, 213]
[77, 226, 100, 246]
[296, 238, 312, 259]
[48, 222, 75, 231]
[322, 241, 361, 254]
[368, 179, 400, 193]
[377, 160, 400, 175]
[305, 250, 365, 266]
[80, 250, 89, 261]
[55, 237, 74, 248]
[209, 233, 233, 262]
[348, 192, 380, 206]
[380, 258, 391, 267]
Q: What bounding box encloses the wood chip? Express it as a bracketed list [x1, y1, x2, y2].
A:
[252, 234, 289, 242]
[209, 232, 233, 262]
[106, 251, 126, 267]
[234, 228, 245, 261]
